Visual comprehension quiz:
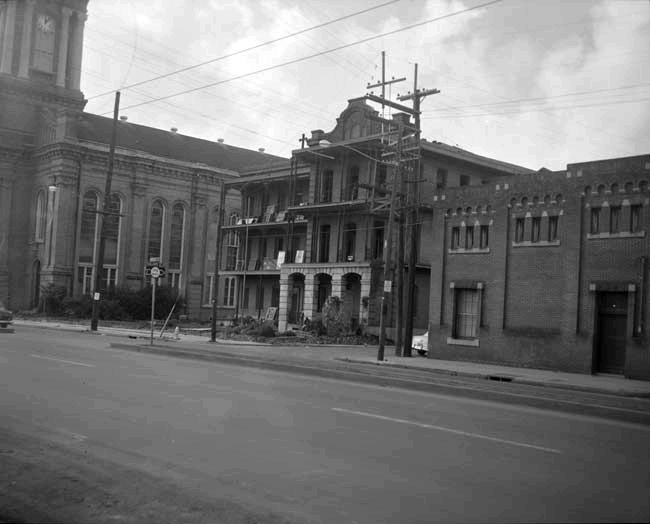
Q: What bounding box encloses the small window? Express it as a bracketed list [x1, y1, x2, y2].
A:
[610, 206, 621, 234]
[590, 208, 600, 234]
[515, 218, 525, 242]
[630, 205, 641, 233]
[531, 217, 541, 243]
[465, 226, 474, 249]
[451, 227, 460, 249]
[436, 168, 448, 189]
[479, 225, 489, 249]
[548, 215, 558, 242]
[459, 175, 470, 187]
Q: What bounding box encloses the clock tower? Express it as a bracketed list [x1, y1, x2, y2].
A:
[0, 0, 89, 311]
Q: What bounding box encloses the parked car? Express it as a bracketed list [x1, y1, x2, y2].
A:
[0, 300, 12, 330]
[411, 331, 428, 356]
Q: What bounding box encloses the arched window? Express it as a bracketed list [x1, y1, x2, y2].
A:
[103, 194, 122, 292]
[147, 200, 165, 262]
[168, 203, 185, 291]
[78, 191, 98, 294]
[35, 190, 46, 241]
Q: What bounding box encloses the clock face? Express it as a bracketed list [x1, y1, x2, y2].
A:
[37, 14, 55, 34]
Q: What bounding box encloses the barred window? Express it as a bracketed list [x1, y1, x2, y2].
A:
[548, 215, 559, 242]
[515, 218, 525, 242]
[610, 206, 621, 234]
[453, 288, 480, 339]
[451, 227, 460, 249]
[465, 226, 474, 249]
[590, 207, 601, 234]
[531, 217, 541, 243]
[104, 194, 121, 265]
[630, 205, 642, 233]
[480, 225, 489, 249]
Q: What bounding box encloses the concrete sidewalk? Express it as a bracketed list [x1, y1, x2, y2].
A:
[12, 319, 650, 398]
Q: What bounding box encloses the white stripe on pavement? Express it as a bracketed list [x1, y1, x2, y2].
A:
[30, 354, 96, 368]
[332, 407, 562, 454]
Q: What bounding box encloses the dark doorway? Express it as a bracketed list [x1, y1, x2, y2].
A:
[32, 260, 41, 309]
[596, 292, 628, 374]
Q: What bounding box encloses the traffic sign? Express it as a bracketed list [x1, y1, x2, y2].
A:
[150, 267, 161, 279]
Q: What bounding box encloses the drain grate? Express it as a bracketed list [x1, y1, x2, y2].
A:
[487, 375, 513, 382]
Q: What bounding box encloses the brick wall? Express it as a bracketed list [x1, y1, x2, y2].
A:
[428, 155, 650, 379]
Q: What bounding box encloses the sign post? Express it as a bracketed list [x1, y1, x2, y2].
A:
[148, 265, 164, 345]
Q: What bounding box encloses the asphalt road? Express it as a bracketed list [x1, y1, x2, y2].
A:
[1, 329, 649, 523]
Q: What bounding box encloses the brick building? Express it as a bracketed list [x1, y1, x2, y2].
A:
[428, 155, 650, 379]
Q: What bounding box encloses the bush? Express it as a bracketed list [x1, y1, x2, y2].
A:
[256, 321, 275, 338]
[61, 295, 93, 317]
[42, 284, 67, 316]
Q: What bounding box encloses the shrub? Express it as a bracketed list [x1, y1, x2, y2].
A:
[256, 321, 275, 338]
[42, 284, 67, 316]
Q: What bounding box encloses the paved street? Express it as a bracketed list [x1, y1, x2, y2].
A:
[1, 328, 650, 523]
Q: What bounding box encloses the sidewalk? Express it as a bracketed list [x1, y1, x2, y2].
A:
[12, 319, 650, 398]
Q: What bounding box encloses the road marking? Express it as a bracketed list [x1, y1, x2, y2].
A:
[30, 354, 95, 368]
[332, 407, 562, 454]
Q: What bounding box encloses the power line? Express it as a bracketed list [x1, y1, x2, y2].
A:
[107, 0, 504, 115]
[88, 0, 402, 100]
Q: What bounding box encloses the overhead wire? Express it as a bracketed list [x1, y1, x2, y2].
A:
[105, 0, 505, 115]
[88, 0, 402, 101]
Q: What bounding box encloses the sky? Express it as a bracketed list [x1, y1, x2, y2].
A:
[81, 0, 650, 171]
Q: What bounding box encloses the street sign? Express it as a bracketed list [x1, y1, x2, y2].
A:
[150, 267, 161, 279]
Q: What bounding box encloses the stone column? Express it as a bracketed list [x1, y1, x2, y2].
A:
[0, 0, 17, 74]
[18, 0, 35, 78]
[68, 10, 86, 90]
[277, 275, 289, 332]
[56, 7, 72, 87]
[303, 273, 315, 322]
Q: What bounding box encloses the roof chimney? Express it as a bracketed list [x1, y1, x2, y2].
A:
[170, 127, 178, 133]
[119, 115, 128, 122]
[258, 148, 265, 153]
[217, 138, 224, 143]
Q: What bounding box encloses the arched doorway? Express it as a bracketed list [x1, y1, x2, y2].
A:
[288, 273, 305, 324]
[32, 259, 41, 310]
[343, 273, 361, 331]
[314, 273, 332, 318]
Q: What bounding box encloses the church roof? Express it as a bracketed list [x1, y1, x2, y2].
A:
[76, 113, 287, 171]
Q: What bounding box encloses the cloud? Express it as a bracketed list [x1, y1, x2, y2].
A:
[81, 0, 650, 169]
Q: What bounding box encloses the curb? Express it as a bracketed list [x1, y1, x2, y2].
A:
[335, 358, 650, 398]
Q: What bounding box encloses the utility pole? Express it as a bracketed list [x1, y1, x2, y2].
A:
[367, 52, 406, 361]
[377, 124, 402, 361]
[210, 181, 227, 342]
[91, 91, 120, 331]
[398, 64, 439, 357]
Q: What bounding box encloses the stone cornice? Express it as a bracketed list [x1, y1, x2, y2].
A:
[30, 141, 240, 186]
[0, 75, 86, 111]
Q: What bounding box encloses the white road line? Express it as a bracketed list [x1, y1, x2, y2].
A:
[30, 354, 95, 368]
[332, 407, 562, 454]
